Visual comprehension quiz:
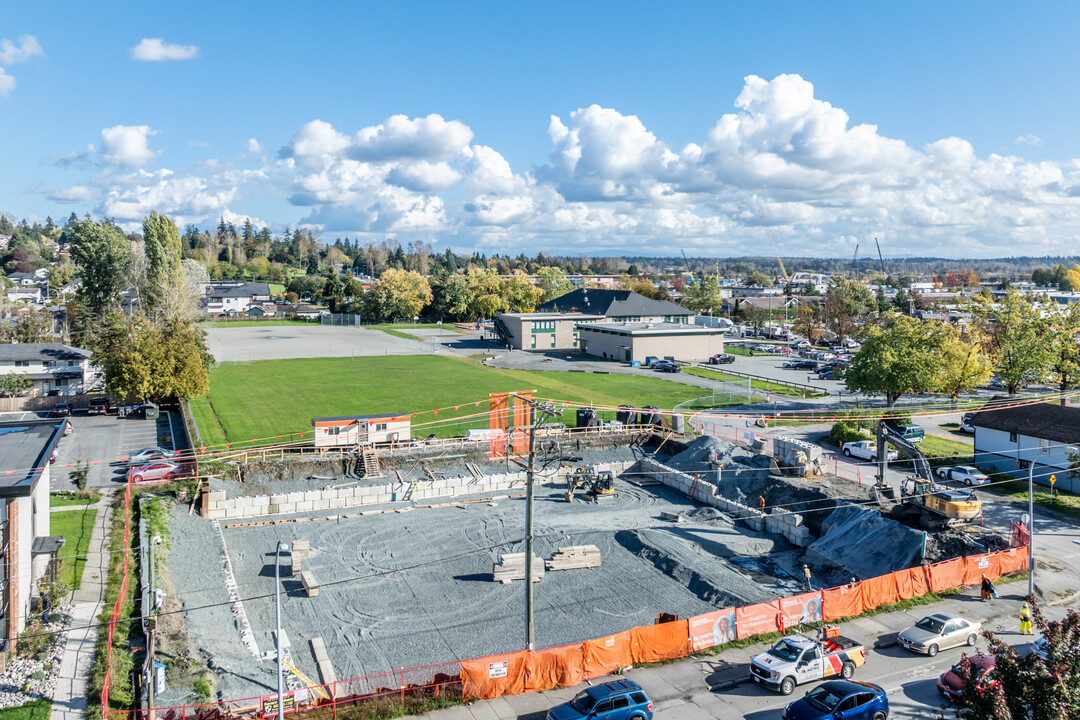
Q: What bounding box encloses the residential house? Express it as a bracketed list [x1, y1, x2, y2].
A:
[204, 282, 272, 315]
[0, 418, 66, 645]
[0, 343, 99, 396]
[970, 403, 1080, 493]
[5, 286, 42, 305]
[6, 272, 37, 287]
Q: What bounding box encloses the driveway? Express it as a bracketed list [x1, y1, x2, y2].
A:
[49, 410, 182, 490]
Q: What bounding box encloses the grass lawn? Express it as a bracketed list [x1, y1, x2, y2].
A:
[50, 491, 100, 507]
[200, 319, 322, 329]
[51, 506, 97, 589]
[919, 434, 974, 462]
[367, 323, 468, 340]
[684, 367, 827, 399]
[0, 700, 52, 720]
[268, 283, 286, 295]
[982, 477, 1080, 520]
[188, 355, 709, 447]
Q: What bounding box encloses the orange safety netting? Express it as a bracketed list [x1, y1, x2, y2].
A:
[630, 621, 690, 663]
[823, 584, 864, 622]
[688, 609, 737, 651]
[928, 557, 965, 593]
[461, 651, 529, 701]
[895, 566, 930, 601]
[583, 630, 634, 679]
[779, 592, 824, 629]
[523, 645, 586, 692]
[735, 601, 780, 640]
[963, 553, 1002, 586]
[997, 547, 1028, 575]
[859, 572, 899, 611]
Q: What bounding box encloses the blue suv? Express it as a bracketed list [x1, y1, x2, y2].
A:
[782, 679, 888, 720]
[546, 679, 654, 720]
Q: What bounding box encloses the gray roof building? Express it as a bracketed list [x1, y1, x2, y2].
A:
[0, 343, 91, 363]
[536, 289, 692, 318]
[969, 403, 1080, 445]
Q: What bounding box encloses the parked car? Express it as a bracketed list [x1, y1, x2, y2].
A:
[790, 340, 811, 350]
[817, 367, 841, 380]
[937, 654, 998, 704]
[48, 403, 72, 418]
[841, 441, 898, 462]
[127, 462, 180, 486]
[120, 447, 175, 467]
[898, 613, 982, 656]
[890, 424, 925, 442]
[957, 422, 975, 434]
[87, 397, 110, 415]
[935, 466, 990, 486]
[546, 679, 653, 720]
[652, 361, 681, 373]
[783, 359, 805, 368]
[781, 679, 888, 720]
[709, 353, 736, 365]
[750, 629, 867, 695]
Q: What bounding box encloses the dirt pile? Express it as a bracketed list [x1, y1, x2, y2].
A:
[808, 505, 926, 579]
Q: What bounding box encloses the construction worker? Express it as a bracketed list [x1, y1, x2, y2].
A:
[1019, 602, 1033, 635]
[759, 495, 766, 511]
[803, 564, 813, 590]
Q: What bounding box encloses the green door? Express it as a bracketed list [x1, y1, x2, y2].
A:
[623, 347, 632, 362]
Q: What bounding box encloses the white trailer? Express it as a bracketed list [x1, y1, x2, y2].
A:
[311, 413, 412, 448]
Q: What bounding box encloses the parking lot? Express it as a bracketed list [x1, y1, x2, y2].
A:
[17, 409, 185, 491]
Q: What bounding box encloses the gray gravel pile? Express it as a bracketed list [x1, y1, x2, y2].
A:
[168, 475, 801, 699]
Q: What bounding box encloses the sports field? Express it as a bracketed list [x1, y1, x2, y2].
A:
[187, 355, 706, 447]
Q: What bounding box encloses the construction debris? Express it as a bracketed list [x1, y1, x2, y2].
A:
[301, 571, 320, 597]
[493, 553, 544, 584]
[545, 546, 602, 571]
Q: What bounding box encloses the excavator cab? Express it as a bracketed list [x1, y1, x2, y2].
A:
[592, 470, 615, 495]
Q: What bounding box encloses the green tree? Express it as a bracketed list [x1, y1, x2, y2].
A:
[70, 218, 134, 318]
[681, 274, 723, 314]
[844, 314, 950, 406]
[9, 310, 53, 343]
[503, 271, 542, 311]
[973, 291, 1052, 394]
[96, 313, 212, 400]
[822, 277, 874, 340]
[323, 270, 344, 312]
[935, 325, 994, 404]
[535, 266, 572, 303]
[961, 601, 1080, 720]
[366, 268, 432, 321]
[1047, 302, 1080, 402]
[430, 272, 471, 320]
[0, 373, 32, 397]
[142, 212, 183, 320]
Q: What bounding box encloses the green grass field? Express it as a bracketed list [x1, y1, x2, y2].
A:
[50, 491, 100, 507]
[0, 700, 52, 720]
[920, 434, 974, 462]
[368, 323, 468, 340]
[188, 355, 709, 447]
[51, 506, 97, 589]
[684, 367, 826, 399]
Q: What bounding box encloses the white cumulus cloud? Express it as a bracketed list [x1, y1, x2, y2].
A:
[1015, 134, 1042, 146]
[0, 68, 14, 99]
[245, 138, 263, 154]
[100, 125, 160, 167]
[279, 120, 351, 159]
[0, 35, 43, 65]
[350, 114, 473, 162]
[49, 185, 94, 203]
[131, 38, 199, 62]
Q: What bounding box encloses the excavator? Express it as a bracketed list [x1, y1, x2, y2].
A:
[874, 422, 981, 530]
[564, 466, 616, 503]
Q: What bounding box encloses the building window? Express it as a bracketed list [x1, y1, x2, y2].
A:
[14, 361, 29, 367]
[375, 423, 388, 431]
[327, 427, 341, 436]
[1019, 459, 1029, 469]
[1009, 432, 1017, 442]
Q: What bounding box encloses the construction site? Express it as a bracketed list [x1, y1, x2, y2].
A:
[147, 398, 1014, 709]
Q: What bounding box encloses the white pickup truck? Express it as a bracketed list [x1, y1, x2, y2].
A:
[750, 630, 867, 695]
[840, 440, 898, 463]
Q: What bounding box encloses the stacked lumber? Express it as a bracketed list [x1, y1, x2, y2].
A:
[301, 570, 319, 597]
[492, 553, 544, 584]
[545, 545, 601, 571]
[290, 539, 310, 576]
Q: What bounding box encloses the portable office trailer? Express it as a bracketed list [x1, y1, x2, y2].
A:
[311, 414, 412, 448]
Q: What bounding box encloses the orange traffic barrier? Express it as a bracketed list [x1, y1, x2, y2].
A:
[895, 566, 930, 600]
[997, 546, 1028, 575]
[736, 601, 781, 640]
[963, 553, 1002, 586]
[928, 557, 965, 593]
[860, 572, 899, 611]
[524, 645, 585, 693]
[461, 651, 528, 701]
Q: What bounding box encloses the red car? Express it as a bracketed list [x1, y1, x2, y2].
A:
[127, 462, 180, 486]
[937, 654, 998, 704]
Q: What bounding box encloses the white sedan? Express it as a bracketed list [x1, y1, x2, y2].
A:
[841, 441, 899, 462]
[936, 465, 990, 486]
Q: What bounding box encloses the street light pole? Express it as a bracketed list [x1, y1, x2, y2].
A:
[275, 541, 290, 720]
[1028, 448, 1049, 598]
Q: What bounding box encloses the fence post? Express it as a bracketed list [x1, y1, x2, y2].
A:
[332, 681, 337, 720]
[400, 667, 405, 707]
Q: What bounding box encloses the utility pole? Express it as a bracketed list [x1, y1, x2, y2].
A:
[510, 393, 558, 651]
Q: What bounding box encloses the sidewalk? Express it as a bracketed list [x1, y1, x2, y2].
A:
[419, 565, 1079, 720]
[51, 492, 115, 720]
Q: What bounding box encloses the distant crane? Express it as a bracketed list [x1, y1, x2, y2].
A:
[874, 237, 887, 278]
[852, 243, 860, 279]
[680, 249, 696, 284]
[756, 209, 790, 282]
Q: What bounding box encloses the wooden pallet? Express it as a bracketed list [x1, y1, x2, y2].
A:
[545, 545, 601, 571]
[493, 553, 544, 584]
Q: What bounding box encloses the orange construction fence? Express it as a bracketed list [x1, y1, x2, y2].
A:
[458, 545, 1027, 703]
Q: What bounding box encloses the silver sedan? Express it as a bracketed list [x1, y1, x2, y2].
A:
[897, 613, 982, 656]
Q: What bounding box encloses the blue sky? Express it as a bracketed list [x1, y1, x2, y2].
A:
[2, 1, 1080, 258]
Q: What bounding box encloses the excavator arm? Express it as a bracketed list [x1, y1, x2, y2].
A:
[875, 422, 933, 486]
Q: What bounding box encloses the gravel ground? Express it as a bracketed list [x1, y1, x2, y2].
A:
[168, 473, 796, 700]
